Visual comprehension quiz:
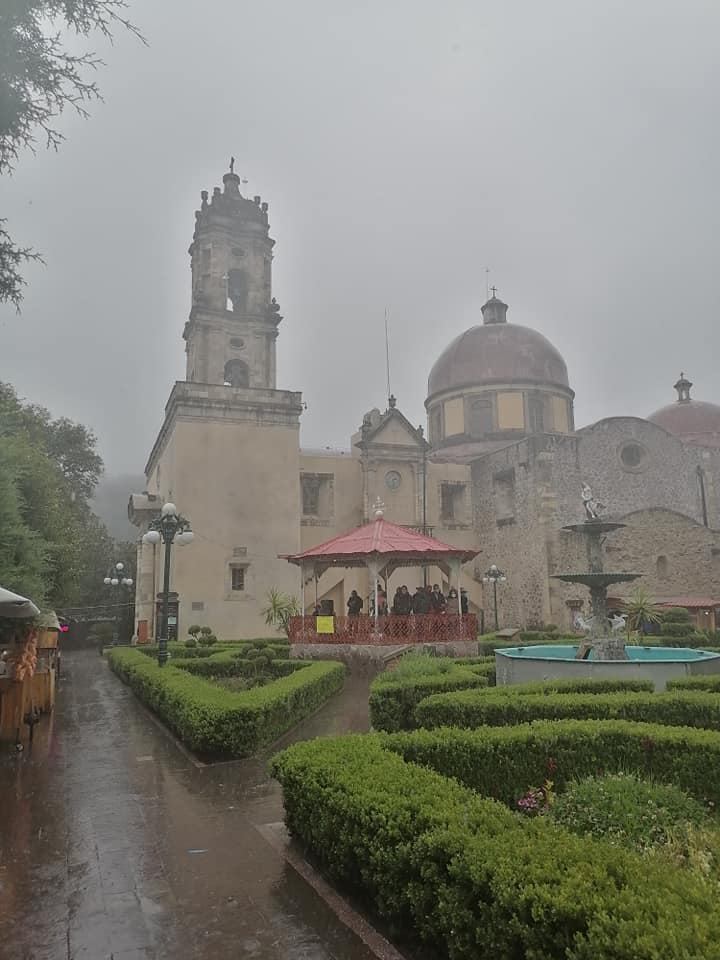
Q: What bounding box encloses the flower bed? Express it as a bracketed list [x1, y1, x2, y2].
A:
[414, 686, 720, 732]
[107, 647, 344, 758]
[271, 732, 720, 959]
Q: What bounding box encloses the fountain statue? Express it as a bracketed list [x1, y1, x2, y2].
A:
[553, 485, 641, 660]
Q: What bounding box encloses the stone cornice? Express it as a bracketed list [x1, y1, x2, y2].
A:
[145, 381, 303, 475]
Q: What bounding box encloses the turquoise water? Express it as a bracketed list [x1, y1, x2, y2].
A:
[498, 645, 720, 662]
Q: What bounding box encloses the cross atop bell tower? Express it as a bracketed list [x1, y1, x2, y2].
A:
[183, 161, 282, 388]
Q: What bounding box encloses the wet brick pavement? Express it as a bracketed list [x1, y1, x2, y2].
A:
[0, 651, 375, 960]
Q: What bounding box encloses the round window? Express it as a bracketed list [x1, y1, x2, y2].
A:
[620, 442, 646, 470]
[384, 470, 402, 490]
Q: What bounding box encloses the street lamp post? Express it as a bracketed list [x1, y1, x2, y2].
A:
[482, 563, 507, 631]
[103, 562, 134, 645]
[142, 503, 193, 667]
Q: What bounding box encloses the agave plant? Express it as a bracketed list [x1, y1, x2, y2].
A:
[624, 587, 661, 643]
[262, 588, 300, 637]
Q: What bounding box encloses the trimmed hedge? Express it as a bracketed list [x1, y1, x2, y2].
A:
[271, 733, 720, 959]
[414, 686, 720, 731]
[369, 661, 488, 732]
[667, 675, 720, 693]
[108, 647, 344, 758]
[384, 718, 720, 806]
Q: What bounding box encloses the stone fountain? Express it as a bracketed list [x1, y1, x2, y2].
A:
[553, 485, 641, 660]
[494, 483, 720, 687]
[554, 484, 642, 660]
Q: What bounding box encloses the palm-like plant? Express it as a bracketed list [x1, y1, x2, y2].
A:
[624, 587, 662, 644]
[262, 588, 300, 637]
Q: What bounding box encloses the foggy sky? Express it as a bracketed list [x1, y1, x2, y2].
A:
[2, 0, 719, 476]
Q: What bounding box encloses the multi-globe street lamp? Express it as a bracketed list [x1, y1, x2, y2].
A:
[142, 503, 194, 667]
[482, 563, 507, 631]
[103, 561, 134, 645]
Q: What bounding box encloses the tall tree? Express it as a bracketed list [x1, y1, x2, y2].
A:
[0, 381, 117, 609]
[0, 440, 49, 603]
[0, 1, 142, 308]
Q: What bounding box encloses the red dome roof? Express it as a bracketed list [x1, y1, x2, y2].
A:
[428, 321, 570, 399]
[648, 399, 720, 448]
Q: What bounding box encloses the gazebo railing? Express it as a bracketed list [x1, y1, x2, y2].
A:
[288, 613, 478, 644]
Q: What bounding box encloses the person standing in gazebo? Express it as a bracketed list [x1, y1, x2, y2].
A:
[347, 590, 363, 635]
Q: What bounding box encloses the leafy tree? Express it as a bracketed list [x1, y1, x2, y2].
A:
[262, 588, 300, 637]
[0, 380, 121, 612]
[0, 1, 143, 308]
[0, 441, 49, 602]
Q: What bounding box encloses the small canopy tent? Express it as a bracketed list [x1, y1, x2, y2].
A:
[0, 586, 40, 620]
[283, 507, 479, 631]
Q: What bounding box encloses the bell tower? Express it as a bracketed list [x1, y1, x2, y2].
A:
[183, 160, 282, 388]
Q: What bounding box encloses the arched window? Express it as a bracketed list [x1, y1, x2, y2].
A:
[224, 359, 249, 388]
[470, 398, 493, 437]
[656, 556, 669, 579]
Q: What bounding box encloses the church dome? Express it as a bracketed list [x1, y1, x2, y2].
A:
[427, 295, 570, 399]
[648, 374, 720, 448]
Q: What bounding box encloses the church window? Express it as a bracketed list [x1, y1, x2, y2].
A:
[528, 395, 546, 434]
[302, 476, 320, 515]
[656, 556, 669, 579]
[229, 337, 245, 349]
[227, 269, 245, 310]
[231, 567, 245, 592]
[224, 359, 249, 388]
[620, 442, 647, 471]
[300, 473, 334, 521]
[493, 469, 516, 523]
[440, 482, 467, 524]
[697, 467, 709, 527]
[551, 396, 570, 433]
[470, 398, 493, 437]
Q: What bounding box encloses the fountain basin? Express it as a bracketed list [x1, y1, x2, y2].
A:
[495, 645, 720, 691]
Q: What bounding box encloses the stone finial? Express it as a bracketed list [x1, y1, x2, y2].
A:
[373, 496, 385, 518]
[674, 372, 693, 402]
[388, 394, 397, 409]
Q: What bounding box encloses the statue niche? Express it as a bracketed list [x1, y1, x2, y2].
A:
[224, 358, 249, 388]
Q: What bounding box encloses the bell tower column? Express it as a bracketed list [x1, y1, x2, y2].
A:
[183, 162, 282, 388]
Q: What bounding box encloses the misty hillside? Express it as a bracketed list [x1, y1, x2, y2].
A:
[92, 474, 145, 541]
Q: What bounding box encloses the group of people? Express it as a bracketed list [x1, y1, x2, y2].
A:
[345, 583, 469, 618]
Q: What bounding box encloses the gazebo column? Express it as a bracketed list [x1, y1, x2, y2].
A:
[368, 558, 379, 635]
[451, 558, 462, 615]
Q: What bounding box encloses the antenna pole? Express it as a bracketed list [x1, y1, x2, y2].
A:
[486, 267, 490, 300]
[384, 307, 391, 400]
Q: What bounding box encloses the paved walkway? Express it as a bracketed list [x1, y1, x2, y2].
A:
[0, 651, 374, 960]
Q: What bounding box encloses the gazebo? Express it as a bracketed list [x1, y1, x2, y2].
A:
[282, 505, 479, 644]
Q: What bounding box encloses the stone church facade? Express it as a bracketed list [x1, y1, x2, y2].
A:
[129, 166, 720, 639]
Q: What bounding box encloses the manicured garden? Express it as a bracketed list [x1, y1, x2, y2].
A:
[107, 640, 344, 759]
[272, 652, 720, 959]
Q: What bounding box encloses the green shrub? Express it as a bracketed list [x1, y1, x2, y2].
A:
[108, 647, 344, 758]
[549, 773, 708, 852]
[383, 719, 720, 806]
[661, 622, 695, 637]
[414, 687, 720, 732]
[662, 607, 693, 623]
[369, 655, 488, 732]
[271, 734, 720, 959]
[184, 637, 197, 649]
[668, 675, 720, 693]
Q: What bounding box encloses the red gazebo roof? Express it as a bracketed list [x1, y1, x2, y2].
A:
[283, 515, 478, 570]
